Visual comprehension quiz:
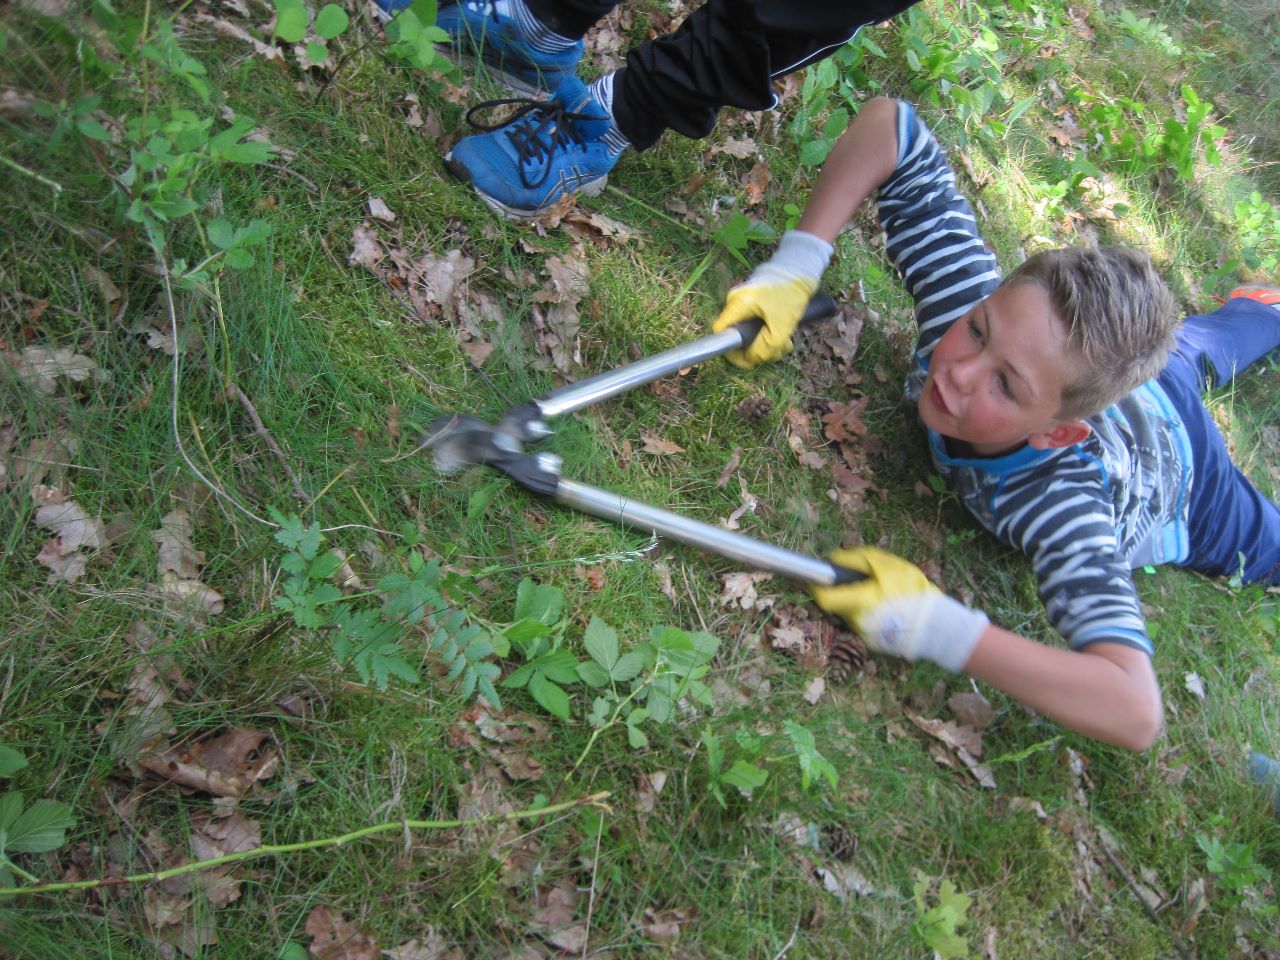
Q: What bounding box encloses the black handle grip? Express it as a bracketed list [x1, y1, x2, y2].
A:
[830, 562, 867, 585]
[731, 292, 839, 348]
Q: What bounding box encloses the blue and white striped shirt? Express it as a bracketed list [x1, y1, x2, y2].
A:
[878, 102, 1193, 656]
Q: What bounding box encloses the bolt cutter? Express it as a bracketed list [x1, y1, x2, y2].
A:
[424, 293, 864, 586]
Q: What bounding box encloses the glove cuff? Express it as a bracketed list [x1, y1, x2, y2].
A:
[752, 230, 833, 285]
[916, 595, 989, 672]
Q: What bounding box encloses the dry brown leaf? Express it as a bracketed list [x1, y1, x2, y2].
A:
[720, 490, 757, 530]
[384, 934, 462, 960]
[153, 570, 224, 618]
[408, 249, 476, 321]
[803, 676, 826, 704]
[822, 397, 870, 443]
[718, 571, 775, 610]
[35, 540, 87, 582]
[634, 770, 667, 815]
[197, 13, 284, 61]
[35, 496, 105, 551]
[906, 710, 995, 788]
[947, 691, 995, 730]
[652, 560, 678, 604]
[153, 508, 204, 579]
[711, 136, 758, 159]
[145, 902, 218, 958]
[564, 207, 636, 242]
[529, 880, 578, 929]
[537, 253, 590, 302]
[460, 340, 494, 366]
[305, 906, 380, 960]
[137, 728, 278, 797]
[545, 925, 588, 953]
[190, 811, 262, 907]
[9, 346, 103, 395]
[82, 263, 122, 303]
[639, 430, 684, 455]
[367, 197, 396, 223]
[743, 158, 770, 206]
[348, 222, 384, 273]
[815, 861, 880, 899]
[716, 446, 743, 488]
[639, 907, 688, 945]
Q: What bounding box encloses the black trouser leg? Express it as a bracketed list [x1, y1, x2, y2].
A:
[523, 0, 617, 39]
[613, 0, 919, 150]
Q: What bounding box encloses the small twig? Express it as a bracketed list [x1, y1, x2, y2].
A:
[265, 161, 319, 193]
[581, 810, 605, 960]
[0, 791, 611, 897]
[228, 382, 310, 502]
[771, 919, 801, 960]
[1, 154, 63, 193]
[1100, 844, 1197, 960]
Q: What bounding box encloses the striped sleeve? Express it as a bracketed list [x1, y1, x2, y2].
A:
[875, 101, 1001, 356]
[992, 463, 1154, 655]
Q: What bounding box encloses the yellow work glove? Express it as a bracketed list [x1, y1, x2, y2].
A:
[810, 547, 989, 672]
[711, 230, 833, 369]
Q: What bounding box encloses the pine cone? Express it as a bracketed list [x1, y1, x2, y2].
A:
[821, 822, 858, 861]
[826, 630, 869, 684]
[736, 393, 773, 423]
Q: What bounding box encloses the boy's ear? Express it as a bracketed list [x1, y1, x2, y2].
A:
[1028, 419, 1092, 450]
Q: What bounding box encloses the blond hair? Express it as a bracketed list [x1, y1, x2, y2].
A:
[1005, 246, 1179, 419]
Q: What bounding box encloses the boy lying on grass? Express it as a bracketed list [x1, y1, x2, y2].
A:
[712, 97, 1280, 751]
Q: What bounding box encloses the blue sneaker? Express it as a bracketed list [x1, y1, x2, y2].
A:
[375, 0, 583, 97]
[445, 77, 624, 219]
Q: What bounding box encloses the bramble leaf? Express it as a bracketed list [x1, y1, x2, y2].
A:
[5, 799, 75, 854]
[527, 672, 570, 720]
[0, 747, 27, 779]
[583, 616, 618, 671]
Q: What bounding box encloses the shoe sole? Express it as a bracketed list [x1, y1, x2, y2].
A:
[443, 151, 607, 220]
[1229, 284, 1280, 306]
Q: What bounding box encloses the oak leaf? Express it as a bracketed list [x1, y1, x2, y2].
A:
[640, 431, 684, 455]
[305, 906, 380, 960]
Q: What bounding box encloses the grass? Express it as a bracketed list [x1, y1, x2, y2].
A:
[2, 0, 1280, 957]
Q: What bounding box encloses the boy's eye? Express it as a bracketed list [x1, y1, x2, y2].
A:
[967, 318, 984, 343]
[997, 374, 1015, 400]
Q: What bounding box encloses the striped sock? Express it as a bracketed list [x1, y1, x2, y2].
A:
[496, 0, 579, 54]
[588, 73, 631, 157]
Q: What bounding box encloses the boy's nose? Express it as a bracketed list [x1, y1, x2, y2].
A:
[948, 356, 980, 394]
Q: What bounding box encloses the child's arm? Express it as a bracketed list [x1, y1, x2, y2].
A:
[812, 548, 1163, 751]
[965, 626, 1161, 751]
[796, 96, 902, 244]
[708, 97, 902, 367]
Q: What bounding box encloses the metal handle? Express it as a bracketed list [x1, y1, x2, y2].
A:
[554, 476, 864, 586]
[535, 292, 839, 421]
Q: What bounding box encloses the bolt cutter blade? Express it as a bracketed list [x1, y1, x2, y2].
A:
[422, 414, 502, 474]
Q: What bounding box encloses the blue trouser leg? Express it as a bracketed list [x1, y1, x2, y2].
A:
[1159, 298, 1280, 584]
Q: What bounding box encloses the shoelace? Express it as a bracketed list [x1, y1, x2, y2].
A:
[465, 98, 602, 189]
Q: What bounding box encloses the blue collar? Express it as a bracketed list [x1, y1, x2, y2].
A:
[927, 428, 1060, 475]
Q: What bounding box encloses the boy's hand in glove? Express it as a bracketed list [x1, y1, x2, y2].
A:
[711, 230, 833, 368]
[809, 547, 989, 673]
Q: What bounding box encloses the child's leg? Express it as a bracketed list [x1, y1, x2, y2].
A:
[1159, 301, 1280, 585]
[1173, 297, 1280, 388]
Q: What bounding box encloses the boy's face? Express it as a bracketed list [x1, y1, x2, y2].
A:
[918, 282, 1086, 456]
